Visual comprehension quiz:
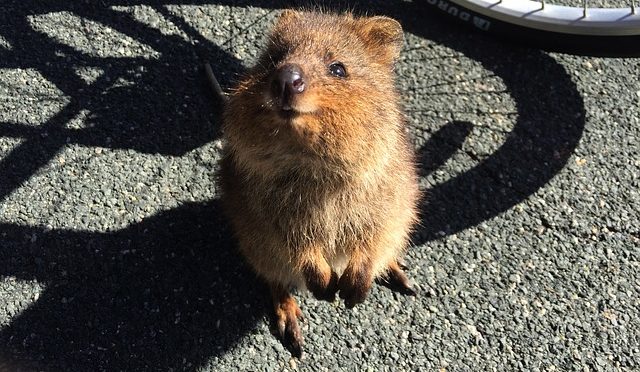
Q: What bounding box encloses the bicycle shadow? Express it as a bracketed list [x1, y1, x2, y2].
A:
[0, 0, 585, 370]
[0, 0, 288, 370]
[372, 1, 586, 242]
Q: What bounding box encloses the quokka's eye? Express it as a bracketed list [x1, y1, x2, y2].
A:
[328, 62, 347, 78]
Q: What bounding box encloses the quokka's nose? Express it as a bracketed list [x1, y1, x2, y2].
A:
[272, 64, 305, 106]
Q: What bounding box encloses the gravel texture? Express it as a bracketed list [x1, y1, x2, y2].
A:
[0, 0, 638, 371]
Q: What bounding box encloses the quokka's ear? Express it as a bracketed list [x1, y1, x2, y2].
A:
[357, 16, 404, 65]
[275, 9, 301, 29]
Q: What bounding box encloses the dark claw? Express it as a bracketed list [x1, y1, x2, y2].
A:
[377, 263, 417, 296]
[279, 315, 303, 358]
[286, 324, 303, 358]
[377, 277, 417, 296]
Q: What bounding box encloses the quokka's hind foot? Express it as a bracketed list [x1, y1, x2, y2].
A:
[270, 283, 304, 358]
[377, 260, 417, 296]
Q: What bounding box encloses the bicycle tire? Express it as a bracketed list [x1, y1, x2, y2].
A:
[425, 0, 640, 57]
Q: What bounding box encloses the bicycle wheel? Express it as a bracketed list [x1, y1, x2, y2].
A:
[425, 0, 640, 56]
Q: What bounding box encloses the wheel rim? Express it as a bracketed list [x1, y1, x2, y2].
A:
[444, 0, 640, 35]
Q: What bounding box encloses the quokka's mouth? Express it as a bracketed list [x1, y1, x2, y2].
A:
[274, 94, 298, 113]
[277, 108, 298, 120]
[263, 91, 316, 120]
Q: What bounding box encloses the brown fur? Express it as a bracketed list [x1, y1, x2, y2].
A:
[219, 10, 420, 355]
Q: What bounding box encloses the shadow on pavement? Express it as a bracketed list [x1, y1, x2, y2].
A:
[394, 1, 586, 242]
[0, 201, 267, 371]
[0, 0, 289, 369]
[0, 0, 585, 369]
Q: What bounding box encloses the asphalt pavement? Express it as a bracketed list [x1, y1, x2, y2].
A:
[0, 1, 638, 371]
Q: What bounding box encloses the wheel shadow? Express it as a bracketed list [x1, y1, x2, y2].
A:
[0, 0, 585, 370]
[393, 1, 586, 242]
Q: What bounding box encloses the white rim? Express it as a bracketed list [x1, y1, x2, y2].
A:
[447, 0, 640, 36]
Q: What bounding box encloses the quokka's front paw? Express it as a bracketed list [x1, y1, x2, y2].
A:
[337, 264, 373, 308]
[308, 271, 339, 302]
[303, 264, 339, 302]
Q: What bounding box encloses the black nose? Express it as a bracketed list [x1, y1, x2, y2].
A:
[272, 64, 305, 107]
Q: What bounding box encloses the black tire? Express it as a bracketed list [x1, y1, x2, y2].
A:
[425, 0, 640, 57]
